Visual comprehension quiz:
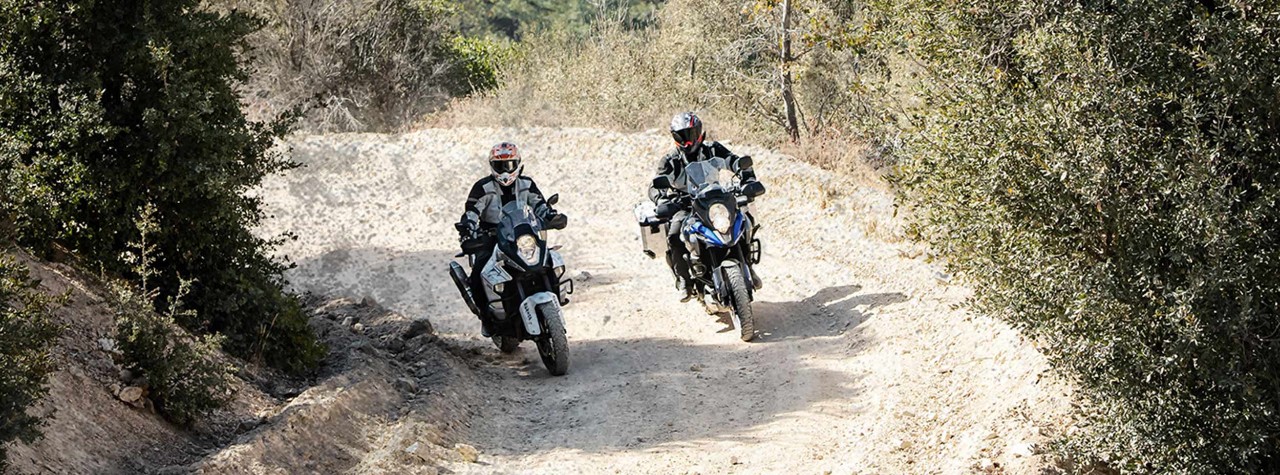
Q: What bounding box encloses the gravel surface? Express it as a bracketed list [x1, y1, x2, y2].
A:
[252, 126, 1074, 474]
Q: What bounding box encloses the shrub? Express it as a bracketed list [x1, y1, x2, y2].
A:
[0, 0, 324, 373]
[880, 0, 1280, 471]
[112, 279, 233, 426]
[441, 0, 894, 175]
[230, 0, 507, 132]
[0, 255, 61, 471]
[112, 204, 233, 425]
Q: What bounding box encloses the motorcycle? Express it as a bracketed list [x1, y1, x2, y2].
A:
[641, 156, 765, 341]
[449, 194, 573, 375]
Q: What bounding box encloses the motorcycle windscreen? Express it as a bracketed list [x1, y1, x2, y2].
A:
[681, 157, 731, 195]
[497, 201, 542, 243]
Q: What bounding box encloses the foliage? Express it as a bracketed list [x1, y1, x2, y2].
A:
[0, 0, 324, 373]
[449, 36, 515, 93]
[0, 255, 61, 471]
[228, 0, 511, 132]
[443, 0, 892, 175]
[455, 0, 661, 40]
[112, 279, 233, 426]
[111, 204, 233, 426]
[880, 0, 1280, 472]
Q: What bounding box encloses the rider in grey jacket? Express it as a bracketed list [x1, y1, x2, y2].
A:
[649, 112, 762, 300]
[457, 142, 565, 335]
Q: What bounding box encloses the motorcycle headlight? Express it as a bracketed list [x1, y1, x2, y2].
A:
[517, 234, 541, 265]
[709, 203, 732, 234]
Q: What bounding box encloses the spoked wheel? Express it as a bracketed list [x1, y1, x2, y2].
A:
[535, 306, 570, 376]
[492, 336, 521, 354]
[724, 265, 755, 342]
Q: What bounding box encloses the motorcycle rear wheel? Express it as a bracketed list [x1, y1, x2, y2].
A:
[492, 336, 521, 354]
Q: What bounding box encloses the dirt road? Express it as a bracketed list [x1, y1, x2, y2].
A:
[256, 127, 1072, 474]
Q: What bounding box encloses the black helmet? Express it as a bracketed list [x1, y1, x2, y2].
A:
[670, 112, 704, 157]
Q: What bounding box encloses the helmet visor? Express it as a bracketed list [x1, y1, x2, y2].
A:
[672, 128, 702, 149]
[491, 159, 519, 174]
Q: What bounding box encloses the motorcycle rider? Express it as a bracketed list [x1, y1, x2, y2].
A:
[456, 142, 567, 336]
[649, 112, 763, 300]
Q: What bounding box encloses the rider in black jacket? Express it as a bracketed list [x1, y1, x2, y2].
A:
[456, 142, 566, 335]
[649, 112, 762, 300]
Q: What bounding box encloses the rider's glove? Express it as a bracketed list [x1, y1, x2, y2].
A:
[545, 212, 569, 230]
[455, 220, 477, 240]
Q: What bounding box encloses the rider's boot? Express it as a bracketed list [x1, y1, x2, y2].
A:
[679, 278, 696, 303]
[480, 315, 497, 338]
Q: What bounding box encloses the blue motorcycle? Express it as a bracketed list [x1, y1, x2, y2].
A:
[648, 156, 765, 341]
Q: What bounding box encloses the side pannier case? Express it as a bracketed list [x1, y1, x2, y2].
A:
[633, 201, 669, 259]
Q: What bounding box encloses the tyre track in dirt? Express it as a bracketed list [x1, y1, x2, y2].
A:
[256, 127, 1072, 474]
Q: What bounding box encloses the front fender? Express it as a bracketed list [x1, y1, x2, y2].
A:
[518, 292, 560, 336]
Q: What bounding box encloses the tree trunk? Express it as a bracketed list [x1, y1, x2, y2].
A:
[780, 0, 800, 143]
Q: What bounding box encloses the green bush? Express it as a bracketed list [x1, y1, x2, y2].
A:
[109, 204, 232, 425]
[0, 255, 61, 472]
[880, 0, 1280, 472]
[0, 1, 323, 373]
[112, 278, 233, 426]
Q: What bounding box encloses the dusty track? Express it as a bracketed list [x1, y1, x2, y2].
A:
[256, 127, 1072, 474]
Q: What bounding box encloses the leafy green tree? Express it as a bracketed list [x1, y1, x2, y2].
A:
[879, 0, 1280, 472]
[0, 0, 323, 372]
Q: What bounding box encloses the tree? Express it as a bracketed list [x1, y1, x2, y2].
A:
[0, 256, 60, 471]
[881, 0, 1280, 471]
[0, 0, 323, 373]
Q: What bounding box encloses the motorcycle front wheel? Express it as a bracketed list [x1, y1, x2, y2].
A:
[724, 265, 756, 342]
[535, 306, 571, 376]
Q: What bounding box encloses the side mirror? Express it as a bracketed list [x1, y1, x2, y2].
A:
[547, 193, 560, 206]
[742, 181, 766, 198]
[652, 176, 672, 190]
[736, 155, 753, 170]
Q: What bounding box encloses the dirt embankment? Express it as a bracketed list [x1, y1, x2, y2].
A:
[6, 251, 489, 475]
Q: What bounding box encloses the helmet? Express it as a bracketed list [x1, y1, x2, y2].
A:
[670, 112, 704, 157]
[489, 142, 522, 186]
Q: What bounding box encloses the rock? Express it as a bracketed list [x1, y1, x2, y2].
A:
[1009, 442, 1035, 458]
[98, 338, 117, 352]
[341, 316, 355, 327]
[119, 368, 136, 383]
[894, 438, 913, 451]
[395, 378, 419, 394]
[384, 338, 406, 353]
[977, 458, 996, 471]
[352, 323, 365, 334]
[729, 456, 742, 465]
[403, 319, 433, 339]
[360, 296, 377, 307]
[236, 416, 266, 434]
[455, 443, 480, 463]
[118, 386, 146, 408]
[689, 364, 704, 372]
[576, 271, 593, 282]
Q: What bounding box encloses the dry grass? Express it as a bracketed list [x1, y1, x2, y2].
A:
[428, 0, 897, 188]
[224, 0, 477, 132]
